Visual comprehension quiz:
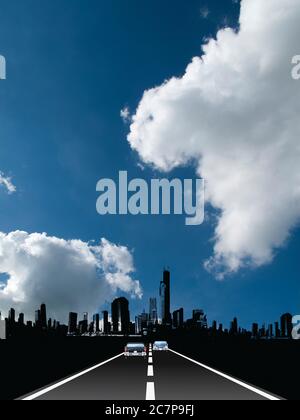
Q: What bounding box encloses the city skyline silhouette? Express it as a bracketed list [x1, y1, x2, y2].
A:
[0, 269, 294, 341]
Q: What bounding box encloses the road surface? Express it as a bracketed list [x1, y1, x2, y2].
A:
[21, 345, 280, 401]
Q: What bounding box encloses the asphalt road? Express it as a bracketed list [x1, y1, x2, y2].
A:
[22, 345, 280, 401]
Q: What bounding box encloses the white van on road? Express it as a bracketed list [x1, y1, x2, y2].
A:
[125, 343, 147, 358]
[153, 341, 169, 351]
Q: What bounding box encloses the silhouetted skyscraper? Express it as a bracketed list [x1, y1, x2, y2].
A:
[149, 298, 158, 324]
[112, 298, 130, 335]
[40, 304, 47, 329]
[192, 309, 208, 329]
[35, 310, 41, 327]
[68, 312, 78, 334]
[79, 313, 88, 335]
[173, 308, 184, 329]
[193, 310, 201, 321]
[275, 322, 280, 338]
[102, 311, 109, 334]
[93, 314, 100, 333]
[18, 313, 24, 326]
[252, 323, 259, 338]
[88, 322, 94, 334]
[53, 320, 60, 330]
[268, 324, 273, 338]
[8, 308, 15, 324]
[160, 269, 171, 325]
[136, 310, 149, 334]
[281, 313, 293, 338]
[260, 324, 266, 338]
[230, 318, 238, 335]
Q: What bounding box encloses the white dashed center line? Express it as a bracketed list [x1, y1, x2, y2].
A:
[148, 365, 154, 377]
[146, 382, 156, 400]
[145, 345, 156, 400]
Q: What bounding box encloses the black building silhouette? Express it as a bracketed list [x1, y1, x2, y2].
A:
[275, 322, 280, 338]
[230, 318, 238, 335]
[79, 313, 88, 335]
[149, 298, 158, 325]
[68, 312, 78, 335]
[281, 313, 293, 338]
[173, 308, 184, 328]
[135, 310, 149, 334]
[192, 309, 208, 329]
[102, 311, 109, 334]
[18, 313, 24, 326]
[93, 314, 100, 333]
[35, 310, 41, 327]
[112, 298, 130, 335]
[268, 324, 273, 338]
[212, 321, 217, 332]
[160, 269, 172, 326]
[8, 308, 15, 324]
[40, 304, 47, 329]
[252, 323, 259, 338]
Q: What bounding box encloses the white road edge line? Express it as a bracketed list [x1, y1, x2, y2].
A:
[148, 365, 154, 377]
[170, 349, 280, 401]
[146, 382, 156, 400]
[22, 353, 124, 401]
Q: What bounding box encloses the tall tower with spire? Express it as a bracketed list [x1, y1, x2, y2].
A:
[160, 268, 172, 326]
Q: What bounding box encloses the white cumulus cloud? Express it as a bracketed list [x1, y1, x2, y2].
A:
[0, 231, 142, 321]
[127, 0, 300, 277]
[0, 172, 16, 194]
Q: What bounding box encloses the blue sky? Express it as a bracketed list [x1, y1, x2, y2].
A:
[0, 0, 299, 329]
